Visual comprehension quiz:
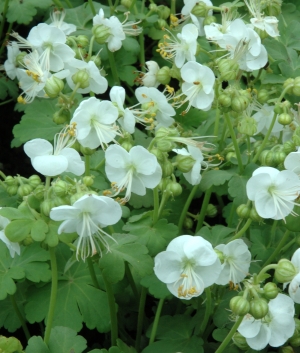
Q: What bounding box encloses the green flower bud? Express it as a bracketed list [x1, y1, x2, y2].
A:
[72, 70, 90, 89]
[226, 151, 237, 162]
[169, 65, 181, 80]
[5, 176, 17, 186]
[166, 181, 182, 196]
[238, 116, 257, 136]
[183, 217, 193, 229]
[273, 151, 286, 165]
[34, 184, 45, 200]
[249, 298, 269, 319]
[280, 346, 294, 353]
[257, 88, 269, 104]
[274, 103, 283, 114]
[206, 204, 217, 218]
[155, 19, 168, 30]
[28, 175, 41, 188]
[121, 0, 134, 8]
[176, 154, 195, 173]
[121, 141, 133, 152]
[83, 175, 94, 187]
[236, 204, 251, 219]
[161, 160, 174, 177]
[191, 1, 208, 17]
[23, 236, 34, 246]
[283, 78, 294, 94]
[44, 76, 64, 98]
[278, 113, 293, 126]
[263, 282, 278, 300]
[292, 77, 300, 96]
[232, 332, 249, 350]
[295, 318, 300, 332]
[155, 127, 179, 139]
[231, 94, 250, 113]
[16, 51, 27, 66]
[293, 127, 300, 146]
[79, 145, 95, 155]
[219, 93, 232, 108]
[157, 66, 171, 85]
[53, 180, 68, 197]
[157, 5, 170, 20]
[149, 3, 158, 11]
[284, 140, 296, 154]
[74, 46, 88, 60]
[76, 35, 89, 48]
[230, 296, 250, 316]
[156, 139, 176, 152]
[261, 0, 282, 16]
[149, 148, 165, 163]
[53, 109, 70, 125]
[249, 207, 262, 222]
[275, 259, 298, 283]
[218, 58, 239, 81]
[6, 185, 18, 196]
[89, 55, 101, 68]
[92, 24, 111, 44]
[158, 178, 171, 191]
[203, 15, 217, 26]
[17, 184, 33, 198]
[40, 199, 56, 217]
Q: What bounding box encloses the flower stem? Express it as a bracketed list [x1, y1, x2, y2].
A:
[0, 21, 13, 59]
[44, 247, 58, 345]
[224, 113, 243, 174]
[152, 186, 160, 224]
[229, 218, 252, 241]
[64, 0, 73, 8]
[149, 298, 164, 345]
[107, 47, 121, 86]
[196, 187, 212, 233]
[10, 294, 30, 341]
[198, 287, 212, 337]
[52, 0, 63, 7]
[178, 184, 199, 234]
[135, 287, 147, 352]
[257, 264, 278, 282]
[102, 271, 118, 346]
[0, 98, 13, 106]
[263, 230, 291, 267]
[87, 257, 100, 289]
[215, 316, 244, 353]
[88, 0, 97, 15]
[157, 190, 171, 220]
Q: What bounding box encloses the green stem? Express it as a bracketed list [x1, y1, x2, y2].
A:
[85, 155, 90, 176]
[52, 0, 63, 7]
[178, 184, 199, 234]
[64, 0, 73, 7]
[107, 48, 121, 86]
[229, 218, 252, 241]
[44, 247, 58, 345]
[170, 0, 176, 14]
[195, 187, 212, 233]
[152, 186, 160, 224]
[10, 294, 30, 341]
[263, 230, 291, 267]
[0, 21, 13, 60]
[125, 262, 139, 301]
[88, 35, 95, 59]
[0, 98, 13, 106]
[224, 113, 243, 174]
[102, 271, 118, 346]
[257, 264, 278, 282]
[135, 287, 147, 352]
[0, 0, 9, 42]
[213, 107, 221, 140]
[157, 190, 171, 220]
[281, 238, 296, 253]
[198, 288, 212, 337]
[88, 0, 97, 15]
[149, 299, 164, 345]
[87, 257, 100, 289]
[215, 316, 244, 353]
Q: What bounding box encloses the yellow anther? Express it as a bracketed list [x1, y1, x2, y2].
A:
[17, 96, 26, 104]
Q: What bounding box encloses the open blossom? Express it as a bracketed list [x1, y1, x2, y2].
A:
[246, 167, 300, 220]
[238, 294, 295, 350]
[105, 144, 162, 202]
[50, 194, 122, 261]
[24, 124, 84, 177]
[71, 97, 120, 149]
[284, 147, 300, 174]
[0, 215, 20, 258]
[284, 248, 300, 303]
[4, 42, 21, 80]
[252, 104, 283, 136]
[154, 235, 221, 299]
[49, 8, 76, 35]
[135, 61, 160, 88]
[214, 239, 251, 285]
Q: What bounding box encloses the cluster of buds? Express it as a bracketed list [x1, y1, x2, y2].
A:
[4, 174, 41, 198]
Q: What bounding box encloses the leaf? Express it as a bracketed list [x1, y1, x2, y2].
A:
[25, 336, 50, 353]
[0, 74, 18, 100]
[196, 225, 235, 246]
[30, 219, 48, 242]
[228, 175, 248, 205]
[123, 218, 178, 256]
[0, 187, 18, 207]
[200, 170, 233, 190]
[12, 99, 62, 147]
[140, 273, 172, 299]
[7, 0, 52, 24]
[48, 326, 87, 353]
[5, 219, 34, 242]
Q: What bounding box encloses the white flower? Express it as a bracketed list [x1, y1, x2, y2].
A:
[173, 146, 204, 185]
[246, 167, 300, 220]
[71, 97, 120, 149]
[244, 0, 279, 37]
[24, 124, 84, 177]
[4, 42, 21, 80]
[109, 86, 136, 133]
[0, 215, 20, 258]
[135, 61, 160, 88]
[285, 248, 300, 303]
[50, 194, 122, 261]
[66, 58, 108, 94]
[105, 144, 162, 202]
[178, 61, 215, 112]
[238, 294, 295, 350]
[157, 24, 198, 68]
[252, 104, 283, 136]
[27, 23, 75, 71]
[284, 147, 300, 175]
[214, 239, 251, 285]
[154, 235, 222, 299]
[49, 8, 76, 35]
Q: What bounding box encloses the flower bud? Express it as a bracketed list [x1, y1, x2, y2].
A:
[281, 346, 294, 353]
[156, 139, 176, 152]
[17, 184, 33, 198]
[183, 217, 193, 229]
[166, 181, 182, 196]
[149, 3, 158, 11]
[203, 15, 217, 26]
[157, 66, 171, 85]
[232, 332, 249, 350]
[274, 103, 283, 114]
[219, 93, 232, 108]
[231, 95, 250, 113]
[230, 296, 250, 316]
[83, 175, 94, 187]
[79, 145, 95, 155]
[237, 116, 257, 136]
[74, 47, 88, 60]
[76, 35, 89, 48]
[44, 76, 64, 98]
[263, 282, 278, 300]
[53, 109, 70, 125]
[283, 78, 294, 94]
[249, 298, 269, 319]
[34, 184, 45, 200]
[236, 204, 251, 219]
[40, 199, 56, 217]
[218, 58, 239, 81]
[158, 178, 171, 191]
[92, 24, 111, 44]
[284, 140, 296, 154]
[53, 180, 68, 197]
[28, 175, 41, 188]
[121, 0, 134, 8]
[169, 65, 181, 81]
[275, 259, 298, 283]
[206, 204, 217, 218]
[157, 5, 170, 20]
[292, 76, 300, 95]
[161, 160, 174, 177]
[149, 148, 165, 163]
[155, 19, 168, 30]
[261, 0, 281, 16]
[226, 151, 237, 162]
[89, 55, 101, 68]
[273, 151, 286, 165]
[5, 176, 17, 186]
[191, 1, 208, 17]
[257, 88, 269, 104]
[278, 113, 293, 126]
[72, 70, 90, 89]
[176, 154, 195, 173]
[6, 185, 18, 196]
[249, 207, 262, 222]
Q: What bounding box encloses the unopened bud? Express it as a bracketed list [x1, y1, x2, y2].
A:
[5, 176, 17, 186]
[17, 184, 33, 198]
[45, 76, 64, 98]
[157, 5, 170, 20]
[53, 109, 70, 125]
[275, 259, 297, 283]
[203, 15, 217, 26]
[218, 58, 239, 81]
[72, 70, 90, 89]
[83, 176, 94, 187]
[76, 35, 89, 48]
[249, 298, 269, 319]
[79, 145, 95, 155]
[257, 88, 269, 104]
[236, 204, 251, 219]
[231, 94, 250, 113]
[230, 296, 250, 316]
[89, 55, 101, 67]
[191, 1, 208, 17]
[92, 24, 111, 44]
[161, 160, 174, 177]
[166, 181, 182, 196]
[278, 113, 293, 125]
[237, 116, 257, 136]
[206, 204, 217, 218]
[53, 180, 68, 197]
[157, 66, 171, 85]
[28, 175, 41, 188]
[232, 332, 249, 350]
[263, 282, 278, 300]
[176, 154, 195, 173]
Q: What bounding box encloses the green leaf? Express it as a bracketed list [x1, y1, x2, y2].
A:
[0, 336, 23, 352]
[285, 203, 300, 231]
[213, 291, 235, 328]
[212, 328, 230, 342]
[140, 273, 172, 299]
[48, 326, 87, 353]
[30, 219, 48, 242]
[0, 74, 18, 100]
[196, 225, 235, 246]
[228, 175, 248, 205]
[200, 170, 233, 190]
[280, 20, 300, 50]
[7, 0, 52, 24]
[123, 218, 177, 256]
[12, 99, 62, 147]
[99, 251, 125, 284]
[0, 207, 34, 220]
[0, 187, 18, 207]
[116, 339, 138, 353]
[25, 336, 50, 353]
[5, 219, 34, 242]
